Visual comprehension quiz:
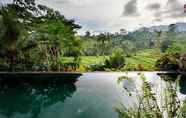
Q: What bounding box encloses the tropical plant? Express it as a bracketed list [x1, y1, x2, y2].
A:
[155, 53, 180, 71]
[116, 74, 186, 118]
[0, 0, 82, 71]
[0, 6, 22, 71]
[104, 48, 125, 69]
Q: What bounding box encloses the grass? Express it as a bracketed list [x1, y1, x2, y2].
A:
[61, 49, 161, 71]
[61, 56, 106, 65]
[124, 49, 160, 70]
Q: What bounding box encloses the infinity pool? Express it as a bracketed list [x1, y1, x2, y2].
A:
[0, 72, 185, 118]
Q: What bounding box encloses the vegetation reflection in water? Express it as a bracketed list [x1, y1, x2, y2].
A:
[0, 76, 78, 118]
[116, 73, 186, 118]
[0, 73, 186, 118]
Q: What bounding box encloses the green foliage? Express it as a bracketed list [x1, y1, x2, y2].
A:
[88, 63, 106, 71]
[96, 33, 112, 55]
[0, 7, 22, 71]
[155, 52, 186, 71]
[116, 75, 186, 118]
[62, 49, 158, 71]
[0, 0, 81, 71]
[117, 76, 130, 84]
[155, 53, 180, 71]
[104, 49, 125, 69]
[88, 49, 125, 71]
[160, 40, 172, 52]
[168, 24, 177, 34]
[0, 0, 186, 72]
[166, 41, 182, 54]
[181, 100, 186, 117]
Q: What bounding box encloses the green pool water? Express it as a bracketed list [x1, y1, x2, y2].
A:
[0, 72, 185, 118]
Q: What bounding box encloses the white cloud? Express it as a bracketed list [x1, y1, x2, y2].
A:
[4, 0, 186, 34]
[37, 0, 124, 34]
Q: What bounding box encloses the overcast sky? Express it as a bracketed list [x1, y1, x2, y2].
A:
[2, 0, 186, 34]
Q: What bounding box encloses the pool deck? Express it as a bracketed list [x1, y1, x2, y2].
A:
[0, 71, 185, 78]
[0, 72, 82, 79]
[0, 72, 82, 74]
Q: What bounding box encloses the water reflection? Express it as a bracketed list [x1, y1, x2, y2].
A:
[0, 72, 185, 118]
[177, 74, 186, 94]
[0, 75, 78, 118]
[158, 73, 186, 95]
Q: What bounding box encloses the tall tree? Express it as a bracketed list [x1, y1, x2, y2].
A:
[97, 33, 111, 55]
[0, 0, 81, 71]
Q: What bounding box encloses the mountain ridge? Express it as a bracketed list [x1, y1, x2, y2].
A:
[136, 22, 186, 33]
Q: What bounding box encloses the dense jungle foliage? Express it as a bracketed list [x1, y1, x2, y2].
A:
[0, 0, 186, 72]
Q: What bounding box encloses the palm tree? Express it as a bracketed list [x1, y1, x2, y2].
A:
[97, 33, 111, 56]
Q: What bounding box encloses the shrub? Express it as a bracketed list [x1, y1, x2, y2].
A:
[76, 64, 87, 72]
[180, 53, 186, 71]
[165, 42, 182, 54]
[121, 63, 136, 71]
[88, 63, 106, 71]
[104, 49, 125, 69]
[88, 49, 126, 71]
[155, 53, 180, 71]
[137, 64, 145, 71]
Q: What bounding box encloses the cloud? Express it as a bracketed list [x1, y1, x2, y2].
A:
[151, 0, 186, 22]
[6, 0, 185, 33]
[165, 0, 185, 18]
[0, 0, 12, 5]
[122, 0, 139, 16]
[146, 3, 161, 10]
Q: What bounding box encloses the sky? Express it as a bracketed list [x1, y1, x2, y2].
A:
[2, 0, 186, 34]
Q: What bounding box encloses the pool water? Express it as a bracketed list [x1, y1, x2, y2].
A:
[0, 72, 185, 118]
